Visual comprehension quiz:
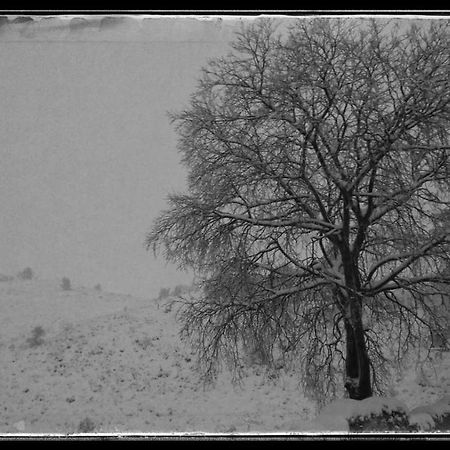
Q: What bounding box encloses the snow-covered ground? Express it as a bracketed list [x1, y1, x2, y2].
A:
[0, 278, 448, 435]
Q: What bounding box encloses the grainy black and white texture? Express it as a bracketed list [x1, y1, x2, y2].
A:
[0, 14, 449, 437]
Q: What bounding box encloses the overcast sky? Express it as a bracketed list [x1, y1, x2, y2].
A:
[0, 14, 441, 299]
[0, 15, 252, 298]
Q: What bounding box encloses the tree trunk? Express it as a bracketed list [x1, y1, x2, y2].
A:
[344, 301, 372, 400]
[337, 231, 373, 400]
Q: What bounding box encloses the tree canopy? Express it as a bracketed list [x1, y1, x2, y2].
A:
[147, 18, 450, 402]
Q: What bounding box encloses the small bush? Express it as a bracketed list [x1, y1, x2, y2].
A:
[26, 326, 45, 348]
[61, 277, 71, 291]
[158, 287, 170, 300]
[78, 417, 96, 433]
[316, 397, 414, 433]
[172, 284, 184, 297]
[435, 413, 450, 431]
[0, 274, 13, 282]
[245, 345, 270, 366]
[409, 396, 450, 432]
[94, 284, 102, 291]
[18, 267, 34, 280]
[244, 338, 271, 367]
[349, 409, 414, 432]
[135, 336, 154, 350]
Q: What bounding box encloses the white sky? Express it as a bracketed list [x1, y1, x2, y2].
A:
[0, 15, 248, 298]
[0, 14, 442, 299]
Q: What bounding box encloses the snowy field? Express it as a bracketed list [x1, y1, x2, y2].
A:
[0, 278, 449, 436]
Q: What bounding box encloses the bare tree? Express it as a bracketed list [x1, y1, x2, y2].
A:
[147, 18, 450, 401]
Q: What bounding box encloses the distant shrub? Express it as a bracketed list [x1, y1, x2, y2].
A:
[78, 417, 96, 433]
[94, 284, 102, 291]
[61, 277, 71, 291]
[135, 336, 154, 351]
[244, 342, 271, 367]
[158, 287, 170, 300]
[26, 326, 45, 348]
[0, 274, 13, 282]
[172, 284, 185, 297]
[18, 267, 34, 280]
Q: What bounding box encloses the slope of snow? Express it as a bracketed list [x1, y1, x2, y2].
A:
[1, 278, 449, 435]
[0, 279, 316, 435]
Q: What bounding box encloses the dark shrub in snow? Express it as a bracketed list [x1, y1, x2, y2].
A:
[348, 408, 413, 432]
[26, 326, 45, 348]
[158, 287, 170, 300]
[316, 397, 415, 432]
[409, 396, 450, 431]
[172, 284, 185, 297]
[18, 267, 34, 280]
[78, 417, 96, 433]
[244, 342, 270, 367]
[61, 277, 71, 291]
[0, 274, 13, 282]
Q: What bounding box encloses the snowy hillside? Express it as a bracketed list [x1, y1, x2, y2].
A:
[0, 278, 317, 435]
[0, 278, 448, 435]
